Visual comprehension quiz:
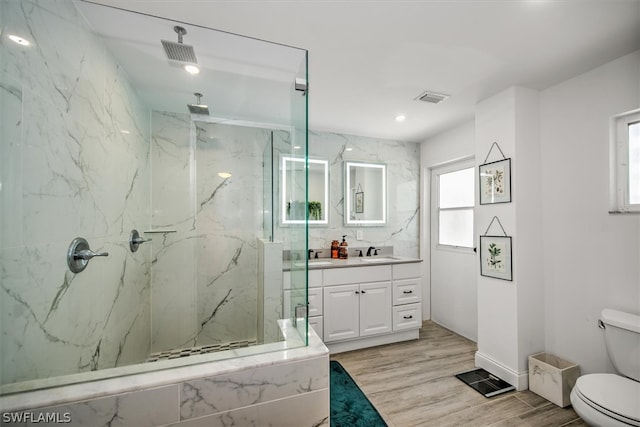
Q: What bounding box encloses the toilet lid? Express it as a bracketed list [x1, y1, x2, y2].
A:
[575, 374, 640, 424]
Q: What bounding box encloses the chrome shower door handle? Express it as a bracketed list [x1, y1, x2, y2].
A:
[67, 237, 109, 273]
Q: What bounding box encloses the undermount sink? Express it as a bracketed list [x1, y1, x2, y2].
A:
[360, 257, 398, 263]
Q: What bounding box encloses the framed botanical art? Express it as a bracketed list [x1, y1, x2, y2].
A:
[479, 158, 511, 205]
[479, 235, 512, 281]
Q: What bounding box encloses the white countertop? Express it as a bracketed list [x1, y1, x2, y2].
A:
[283, 256, 422, 271]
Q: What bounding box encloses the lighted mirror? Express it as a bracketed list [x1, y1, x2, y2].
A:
[281, 156, 329, 225]
[344, 161, 386, 226]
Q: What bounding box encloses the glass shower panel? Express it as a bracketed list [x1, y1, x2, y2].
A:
[0, 0, 309, 394]
[287, 61, 309, 342]
[263, 133, 275, 242]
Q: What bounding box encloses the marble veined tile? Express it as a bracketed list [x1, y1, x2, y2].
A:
[0, 76, 23, 250]
[26, 384, 179, 427]
[151, 111, 194, 230]
[274, 130, 420, 257]
[0, 237, 151, 385]
[173, 389, 329, 427]
[151, 233, 198, 353]
[179, 356, 328, 420]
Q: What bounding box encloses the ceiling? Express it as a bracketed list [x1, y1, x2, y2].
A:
[88, 0, 640, 143]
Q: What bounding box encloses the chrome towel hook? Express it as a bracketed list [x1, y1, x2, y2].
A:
[67, 237, 109, 273]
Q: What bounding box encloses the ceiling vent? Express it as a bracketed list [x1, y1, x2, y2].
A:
[415, 90, 449, 104]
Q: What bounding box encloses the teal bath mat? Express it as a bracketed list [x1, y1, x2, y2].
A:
[330, 361, 387, 427]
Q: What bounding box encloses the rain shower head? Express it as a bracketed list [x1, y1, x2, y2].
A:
[161, 26, 198, 64]
[188, 92, 210, 115]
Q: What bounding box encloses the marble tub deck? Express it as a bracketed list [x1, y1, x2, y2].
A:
[0, 320, 330, 427]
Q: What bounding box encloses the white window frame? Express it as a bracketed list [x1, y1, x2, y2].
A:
[434, 160, 475, 252]
[611, 109, 640, 213]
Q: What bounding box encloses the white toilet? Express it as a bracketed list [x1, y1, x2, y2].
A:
[570, 309, 640, 426]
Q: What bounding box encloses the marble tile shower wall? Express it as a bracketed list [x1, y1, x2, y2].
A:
[0, 0, 152, 385]
[275, 131, 420, 258]
[150, 114, 287, 353]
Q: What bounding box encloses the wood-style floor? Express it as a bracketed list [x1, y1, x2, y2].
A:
[330, 321, 588, 427]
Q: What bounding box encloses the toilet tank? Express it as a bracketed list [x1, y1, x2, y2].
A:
[601, 308, 640, 381]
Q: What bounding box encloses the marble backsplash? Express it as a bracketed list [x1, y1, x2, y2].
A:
[274, 130, 420, 258]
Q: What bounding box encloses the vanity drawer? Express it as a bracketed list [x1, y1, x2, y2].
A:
[323, 265, 391, 286]
[392, 262, 421, 280]
[392, 278, 421, 305]
[392, 303, 421, 331]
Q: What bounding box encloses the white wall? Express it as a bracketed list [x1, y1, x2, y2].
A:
[419, 122, 476, 327]
[420, 50, 640, 380]
[540, 50, 640, 375]
[474, 87, 545, 390]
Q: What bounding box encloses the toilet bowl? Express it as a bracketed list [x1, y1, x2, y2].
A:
[570, 309, 640, 427]
[570, 373, 640, 426]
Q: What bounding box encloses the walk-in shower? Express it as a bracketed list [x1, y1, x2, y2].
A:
[0, 0, 309, 395]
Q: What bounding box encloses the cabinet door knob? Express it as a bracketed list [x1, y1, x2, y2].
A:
[402, 290, 413, 294]
[361, 290, 366, 294]
[403, 315, 413, 319]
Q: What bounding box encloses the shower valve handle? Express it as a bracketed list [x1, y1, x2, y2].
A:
[132, 236, 152, 244]
[75, 249, 109, 260]
[67, 237, 109, 274]
[129, 229, 152, 253]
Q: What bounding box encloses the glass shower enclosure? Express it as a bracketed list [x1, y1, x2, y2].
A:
[0, 0, 308, 393]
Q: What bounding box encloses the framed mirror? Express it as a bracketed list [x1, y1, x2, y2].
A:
[281, 156, 329, 225]
[344, 161, 386, 226]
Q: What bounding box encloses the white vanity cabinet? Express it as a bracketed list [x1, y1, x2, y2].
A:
[283, 260, 422, 353]
[391, 263, 422, 331]
[323, 280, 392, 342]
[322, 265, 394, 346]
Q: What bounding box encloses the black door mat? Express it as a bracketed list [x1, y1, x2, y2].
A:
[455, 368, 515, 398]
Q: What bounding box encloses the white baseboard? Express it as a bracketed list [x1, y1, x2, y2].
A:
[475, 351, 529, 391]
[326, 330, 419, 354]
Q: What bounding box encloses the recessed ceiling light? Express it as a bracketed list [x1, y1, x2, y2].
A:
[218, 172, 232, 179]
[346, 147, 353, 152]
[8, 34, 31, 46]
[120, 129, 130, 135]
[395, 115, 406, 122]
[293, 145, 301, 150]
[184, 64, 200, 75]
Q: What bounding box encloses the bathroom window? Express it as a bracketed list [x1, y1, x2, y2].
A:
[612, 110, 640, 213]
[437, 165, 475, 248]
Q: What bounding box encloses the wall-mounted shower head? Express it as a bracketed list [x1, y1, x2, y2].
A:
[188, 92, 210, 115]
[161, 26, 198, 64]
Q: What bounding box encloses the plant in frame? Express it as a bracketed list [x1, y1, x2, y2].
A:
[484, 167, 505, 196]
[486, 242, 505, 272]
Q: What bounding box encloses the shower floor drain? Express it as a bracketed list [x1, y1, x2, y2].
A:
[147, 339, 257, 362]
